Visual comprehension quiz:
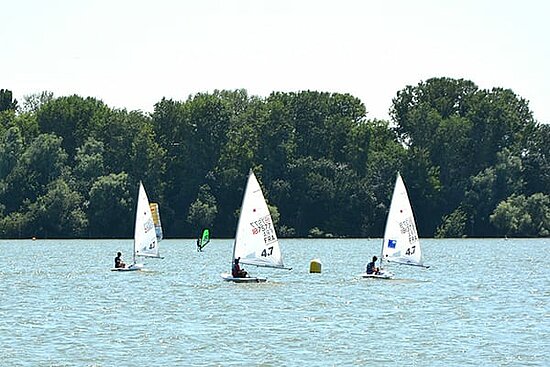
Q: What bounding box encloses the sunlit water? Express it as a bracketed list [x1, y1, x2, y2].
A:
[0, 238, 548, 366]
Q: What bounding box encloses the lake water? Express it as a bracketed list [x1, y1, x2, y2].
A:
[0, 238, 548, 366]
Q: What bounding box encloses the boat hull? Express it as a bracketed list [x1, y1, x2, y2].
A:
[221, 272, 267, 283]
[360, 271, 393, 280]
[111, 263, 144, 272]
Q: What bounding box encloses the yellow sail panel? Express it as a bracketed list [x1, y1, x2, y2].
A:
[149, 203, 163, 241]
[150, 203, 161, 224]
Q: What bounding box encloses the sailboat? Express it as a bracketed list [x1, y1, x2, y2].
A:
[221, 170, 291, 282]
[362, 172, 428, 279]
[111, 181, 162, 271]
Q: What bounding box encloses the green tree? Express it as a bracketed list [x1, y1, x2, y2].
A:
[0, 89, 18, 112]
[12, 112, 40, 143]
[436, 206, 468, 238]
[461, 149, 524, 236]
[187, 184, 218, 234]
[87, 173, 133, 238]
[0, 211, 33, 238]
[346, 119, 407, 236]
[73, 137, 107, 195]
[126, 113, 166, 197]
[1, 133, 68, 212]
[0, 108, 40, 144]
[490, 193, 550, 237]
[401, 148, 443, 236]
[467, 87, 536, 171]
[523, 123, 550, 195]
[431, 115, 474, 211]
[0, 127, 24, 180]
[0, 109, 15, 138]
[391, 77, 538, 237]
[25, 179, 88, 238]
[258, 96, 297, 181]
[0, 84, 546, 239]
[270, 91, 365, 162]
[153, 93, 233, 236]
[151, 98, 191, 236]
[390, 77, 478, 149]
[20, 91, 54, 114]
[37, 95, 109, 157]
[284, 157, 368, 237]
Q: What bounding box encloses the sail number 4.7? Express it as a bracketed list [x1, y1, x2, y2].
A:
[261, 246, 274, 257]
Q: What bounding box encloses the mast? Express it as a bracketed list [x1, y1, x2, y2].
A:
[380, 171, 403, 270]
[379, 239, 384, 270]
[132, 181, 142, 265]
[232, 170, 252, 267]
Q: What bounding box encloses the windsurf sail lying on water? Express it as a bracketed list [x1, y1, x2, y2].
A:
[381, 172, 427, 268]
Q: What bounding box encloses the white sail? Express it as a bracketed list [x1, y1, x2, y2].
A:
[381, 173, 424, 267]
[233, 171, 285, 269]
[134, 182, 160, 258]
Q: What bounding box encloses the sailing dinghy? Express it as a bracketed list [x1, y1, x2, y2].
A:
[362, 172, 428, 279]
[221, 170, 290, 282]
[112, 182, 162, 271]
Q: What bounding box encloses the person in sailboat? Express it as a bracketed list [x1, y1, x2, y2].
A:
[114, 252, 126, 268]
[196, 237, 202, 252]
[232, 257, 248, 278]
[365, 256, 379, 275]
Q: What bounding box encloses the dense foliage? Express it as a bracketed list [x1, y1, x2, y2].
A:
[0, 79, 548, 239]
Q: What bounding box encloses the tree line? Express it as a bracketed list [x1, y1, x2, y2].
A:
[0, 78, 548, 239]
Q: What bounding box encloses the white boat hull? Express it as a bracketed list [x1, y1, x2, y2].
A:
[360, 271, 393, 280]
[111, 263, 144, 272]
[221, 272, 267, 283]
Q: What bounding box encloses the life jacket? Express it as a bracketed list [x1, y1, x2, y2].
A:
[232, 263, 240, 277]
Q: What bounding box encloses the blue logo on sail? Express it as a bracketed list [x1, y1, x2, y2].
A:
[388, 239, 396, 249]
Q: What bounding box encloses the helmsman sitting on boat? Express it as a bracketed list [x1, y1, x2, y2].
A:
[232, 257, 248, 278]
[365, 256, 380, 275]
[114, 252, 126, 269]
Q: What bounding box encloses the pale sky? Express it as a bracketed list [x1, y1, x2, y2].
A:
[2, 0, 549, 123]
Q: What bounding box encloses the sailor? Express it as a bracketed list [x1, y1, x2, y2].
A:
[366, 256, 379, 274]
[232, 257, 248, 278]
[114, 252, 126, 268]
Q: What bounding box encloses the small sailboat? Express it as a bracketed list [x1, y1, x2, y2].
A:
[112, 182, 162, 271]
[197, 228, 210, 251]
[221, 170, 291, 282]
[362, 172, 428, 279]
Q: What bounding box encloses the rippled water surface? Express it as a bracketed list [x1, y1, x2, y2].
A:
[1, 238, 548, 366]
